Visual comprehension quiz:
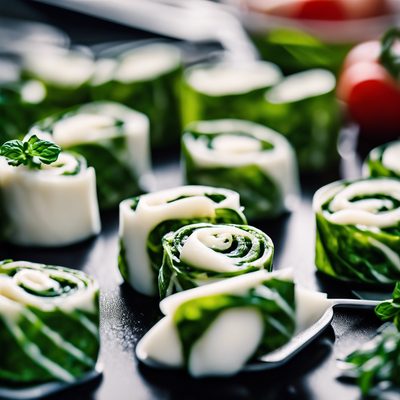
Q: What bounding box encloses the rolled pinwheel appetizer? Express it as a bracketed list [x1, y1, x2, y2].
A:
[181, 60, 282, 127]
[0, 260, 100, 383]
[159, 223, 274, 299]
[0, 135, 101, 247]
[119, 186, 247, 296]
[29, 101, 152, 209]
[21, 48, 94, 110]
[21, 47, 94, 108]
[137, 269, 295, 377]
[91, 42, 182, 149]
[363, 141, 400, 179]
[182, 119, 300, 220]
[137, 268, 332, 377]
[264, 69, 341, 173]
[313, 178, 400, 283]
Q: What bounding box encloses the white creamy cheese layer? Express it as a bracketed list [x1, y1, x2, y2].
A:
[115, 43, 181, 83]
[180, 225, 272, 273]
[382, 142, 400, 175]
[23, 49, 94, 88]
[0, 155, 101, 247]
[265, 69, 336, 104]
[119, 186, 244, 296]
[313, 179, 400, 228]
[52, 114, 118, 147]
[136, 269, 332, 376]
[185, 61, 282, 96]
[183, 119, 301, 213]
[0, 261, 99, 317]
[188, 307, 264, 377]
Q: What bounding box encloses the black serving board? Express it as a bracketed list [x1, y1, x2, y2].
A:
[0, 2, 393, 398]
[0, 130, 389, 400]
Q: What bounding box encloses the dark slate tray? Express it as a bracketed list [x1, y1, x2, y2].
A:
[0, 126, 391, 400]
[0, 2, 393, 397]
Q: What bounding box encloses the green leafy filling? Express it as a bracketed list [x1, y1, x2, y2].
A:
[344, 331, 400, 395]
[118, 238, 130, 282]
[148, 208, 247, 275]
[315, 212, 400, 284]
[0, 261, 99, 383]
[173, 278, 295, 366]
[159, 223, 273, 299]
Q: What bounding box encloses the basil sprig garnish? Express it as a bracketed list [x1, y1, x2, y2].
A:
[340, 285, 400, 395]
[0, 135, 61, 169]
[344, 330, 400, 395]
[375, 282, 400, 329]
[380, 27, 400, 81]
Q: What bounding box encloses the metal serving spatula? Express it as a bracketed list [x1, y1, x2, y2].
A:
[245, 298, 381, 371]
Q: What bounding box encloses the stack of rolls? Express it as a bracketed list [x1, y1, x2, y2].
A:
[119, 186, 247, 296]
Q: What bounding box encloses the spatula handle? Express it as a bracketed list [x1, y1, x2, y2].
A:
[331, 299, 381, 308]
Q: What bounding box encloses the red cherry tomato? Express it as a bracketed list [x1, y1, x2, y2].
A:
[294, 0, 347, 20]
[245, 0, 389, 20]
[337, 61, 400, 138]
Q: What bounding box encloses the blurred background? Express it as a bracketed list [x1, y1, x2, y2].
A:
[2, 0, 400, 171]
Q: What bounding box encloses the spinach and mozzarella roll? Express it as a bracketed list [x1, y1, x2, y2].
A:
[0, 135, 101, 247]
[21, 48, 94, 110]
[159, 223, 274, 299]
[137, 269, 332, 377]
[0, 260, 100, 383]
[119, 186, 247, 297]
[91, 42, 182, 149]
[363, 141, 400, 179]
[182, 119, 300, 220]
[313, 178, 400, 283]
[181, 61, 282, 127]
[29, 101, 152, 209]
[264, 69, 340, 173]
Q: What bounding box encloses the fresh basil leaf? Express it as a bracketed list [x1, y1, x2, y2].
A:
[375, 283, 400, 329]
[25, 135, 61, 165]
[0, 140, 26, 166]
[343, 331, 400, 395]
[393, 282, 400, 300]
[0, 135, 61, 169]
